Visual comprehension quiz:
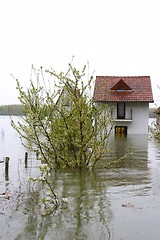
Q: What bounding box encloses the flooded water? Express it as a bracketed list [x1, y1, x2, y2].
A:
[0, 116, 160, 240]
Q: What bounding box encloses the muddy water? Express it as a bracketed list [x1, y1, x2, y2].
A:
[0, 117, 160, 240]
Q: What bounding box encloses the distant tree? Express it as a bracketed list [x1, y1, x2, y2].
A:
[0, 104, 24, 115]
[149, 107, 156, 118]
[150, 107, 160, 141]
[149, 84, 160, 141]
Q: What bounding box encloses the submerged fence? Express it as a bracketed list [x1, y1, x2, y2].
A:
[1, 151, 39, 181]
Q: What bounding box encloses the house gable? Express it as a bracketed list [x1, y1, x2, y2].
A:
[110, 79, 132, 91]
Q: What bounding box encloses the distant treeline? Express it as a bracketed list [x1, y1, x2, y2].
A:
[0, 104, 24, 116]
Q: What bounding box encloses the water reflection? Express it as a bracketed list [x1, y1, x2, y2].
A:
[0, 117, 160, 240]
[106, 134, 149, 169]
[50, 170, 112, 240]
[1, 165, 153, 240]
[1, 170, 113, 240]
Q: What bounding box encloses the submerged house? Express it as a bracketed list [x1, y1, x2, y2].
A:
[93, 76, 154, 134]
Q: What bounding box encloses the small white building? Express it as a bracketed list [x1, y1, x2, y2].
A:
[93, 76, 154, 135]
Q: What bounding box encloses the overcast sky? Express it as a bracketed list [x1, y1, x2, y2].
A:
[0, 0, 160, 106]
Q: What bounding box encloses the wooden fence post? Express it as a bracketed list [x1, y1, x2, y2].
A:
[25, 152, 28, 168]
[36, 150, 39, 159]
[5, 157, 10, 181]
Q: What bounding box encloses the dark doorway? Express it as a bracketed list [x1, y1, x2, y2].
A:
[117, 102, 125, 119]
[115, 126, 127, 135]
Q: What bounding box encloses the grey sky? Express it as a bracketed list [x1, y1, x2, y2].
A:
[0, 0, 160, 106]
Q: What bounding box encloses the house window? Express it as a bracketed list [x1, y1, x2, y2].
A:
[117, 86, 124, 91]
[117, 102, 125, 119]
[115, 126, 127, 135]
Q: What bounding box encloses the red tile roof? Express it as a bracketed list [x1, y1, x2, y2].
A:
[93, 76, 154, 102]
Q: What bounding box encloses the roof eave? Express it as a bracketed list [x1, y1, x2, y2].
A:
[94, 100, 154, 103]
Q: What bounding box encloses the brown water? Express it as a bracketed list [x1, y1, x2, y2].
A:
[0, 116, 160, 240]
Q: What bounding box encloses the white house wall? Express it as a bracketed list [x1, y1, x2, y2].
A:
[96, 102, 149, 134]
[128, 102, 149, 134]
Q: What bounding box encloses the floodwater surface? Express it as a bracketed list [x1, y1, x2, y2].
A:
[0, 116, 160, 240]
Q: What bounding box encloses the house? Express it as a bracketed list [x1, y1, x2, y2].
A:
[93, 76, 154, 134]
